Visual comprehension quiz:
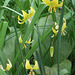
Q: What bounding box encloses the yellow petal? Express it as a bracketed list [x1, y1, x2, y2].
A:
[25, 38, 34, 44]
[62, 18, 67, 32]
[18, 16, 22, 21]
[23, 44, 26, 48]
[63, 18, 66, 24]
[29, 71, 35, 75]
[50, 46, 54, 57]
[55, 2, 63, 7]
[7, 59, 12, 68]
[18, 10, 28, 24]
[25, 59, 32, 69]
[19, 35, 23, 43]
[48, 6, 52, 13]
[0, 65, 5, 71]
[52, 28, 58, 34]
[6, 59, 12, 71]
[6, 64, 11, 71]
[53, 0, 58, 4]
[53, 7, 56, 12]
[25, 38, 31, 44]
[28, 7, 35, 18]
[61, 18, 67, 35]
[32, 61, 39, 70]
[42, 0, 51, 6]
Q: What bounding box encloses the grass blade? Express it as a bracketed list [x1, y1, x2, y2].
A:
[57, 2, 64, 75]
[36, 22, 46, 75]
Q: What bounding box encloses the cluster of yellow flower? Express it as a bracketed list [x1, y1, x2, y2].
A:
[42, 0, 67, 58]
[0, 59, 39, 75]
[42, 0, 67, 36]
[52, 18, 67, 37]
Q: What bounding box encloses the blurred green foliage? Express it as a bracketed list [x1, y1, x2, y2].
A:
[0, 0, 75, 75]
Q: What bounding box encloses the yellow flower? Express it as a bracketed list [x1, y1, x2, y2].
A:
[25, 38, 34, 44]
[19, 35, 23, 43]
[52, 28, 58, 34]
[42, 0, 63, 13]
[19, 35, 33, 48]
[52, 18, 67, 36]
[0, 65, 5, 71]
[25, 59, 39, 70]
[61, 18, 67, 35]
[0, 59, 12, 71]
[6, 59, 12, 71]
[18, 7, 35, 24]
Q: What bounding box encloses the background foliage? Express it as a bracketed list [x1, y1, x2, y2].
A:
[0, 0, 75, 75]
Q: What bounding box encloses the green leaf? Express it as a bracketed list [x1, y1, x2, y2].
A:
[3, 27, 16, 61]
[64, 12, 74, 19]
[0, 50, 7, 65]
[14, 0, 23, 10]
[72, 0, 75, 10]
[45, 59, 71, 75]
[0, 69, 7, 75]
[60, 69, 69, 75]
[0, 21, 8, 50]
[0, 0, 10, 21]
[53, 38, 74, 64]
[65, 0, 70, 6]
[23, 0, 30, 10]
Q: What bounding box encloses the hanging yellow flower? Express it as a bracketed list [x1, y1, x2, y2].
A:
[6, 59, 12, 71]
[25, 59, 39, 75]
[52, 18, 67, 36]
[61, 18, 67, 35]
[42, 0, 63, 13]
[0, 59, 12, 71]
[18, 7, 35, 24]
[19, 35, 33, 48]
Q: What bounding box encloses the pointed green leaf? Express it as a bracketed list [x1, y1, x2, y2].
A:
[0, 21, 8, 50]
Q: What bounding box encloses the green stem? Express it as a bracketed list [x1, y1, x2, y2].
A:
[1, 6, 23, 17]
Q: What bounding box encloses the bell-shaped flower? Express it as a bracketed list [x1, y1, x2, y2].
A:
[18, 7, 35, 24]
[42, 0, 63, 13]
